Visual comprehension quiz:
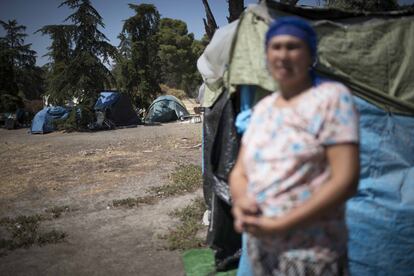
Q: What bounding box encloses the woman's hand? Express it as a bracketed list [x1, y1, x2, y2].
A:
[241, 215, 288, 237]
[232, 195, 259, 233]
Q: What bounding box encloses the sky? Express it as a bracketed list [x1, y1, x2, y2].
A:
[0, 0, 412, 66]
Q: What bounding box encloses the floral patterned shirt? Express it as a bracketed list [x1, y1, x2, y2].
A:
[242, 81, 359, 258]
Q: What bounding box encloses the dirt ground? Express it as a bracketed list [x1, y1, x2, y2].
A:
[0, 121, 203, 276]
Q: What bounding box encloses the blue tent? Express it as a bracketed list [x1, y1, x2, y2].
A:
[144, 95, 189, 123]
[94, 91, 139, 126]
[30, 106, 69, 134]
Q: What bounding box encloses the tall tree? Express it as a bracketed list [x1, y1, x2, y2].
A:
[0, 19, 42, 111]
[158, 18, 195, 91]
[36, 25, 74, 105]
[0, 20, 36, 68]
[45, 0, 117, 106]
[0, 39, 20, 112]
[117, 3, 161, 108]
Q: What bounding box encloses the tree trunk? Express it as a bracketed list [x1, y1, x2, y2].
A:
[202, 0, 218, 40]
[227, 0, 245, 23]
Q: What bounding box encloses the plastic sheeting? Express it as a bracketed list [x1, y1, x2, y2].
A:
[94, 92, 121, 111]
[197, 20, 239, 107]
[203, 90, 241, 271]
[347, 97, 414, 275]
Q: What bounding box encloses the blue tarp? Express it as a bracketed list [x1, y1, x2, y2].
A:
[94, 91, 120, 111]
[347, 97, 414, 275]
[30, 106, 69, 134]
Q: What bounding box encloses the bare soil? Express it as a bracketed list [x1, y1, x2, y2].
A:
[0, 122, 203, 276]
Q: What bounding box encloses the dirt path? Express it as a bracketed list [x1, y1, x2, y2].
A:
[0, 122, 202, 275]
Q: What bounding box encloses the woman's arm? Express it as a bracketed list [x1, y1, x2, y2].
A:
[243, 143, 359, 237]
[229, 146, 259, 233]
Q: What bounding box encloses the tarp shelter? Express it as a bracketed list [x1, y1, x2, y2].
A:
[30, 106, 69, 134]
[94, 91, 140, 126]
[198, 1, 414, 274]
[144, 95, 189, 123]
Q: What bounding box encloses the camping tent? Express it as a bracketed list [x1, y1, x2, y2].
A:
[144, 95, 189, 123]
[30, 106, 70, 134]
[198, 1, 414, 274]
[94, 91, 140, 127]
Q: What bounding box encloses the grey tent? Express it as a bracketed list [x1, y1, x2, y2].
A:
[144, 95, 189, 123]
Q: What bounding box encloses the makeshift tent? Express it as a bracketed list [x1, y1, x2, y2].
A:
[198, 1, 414, 274]
[144, 95, 189, 123]
[30, 106, 69, 134]
[94, 91, 140, 127]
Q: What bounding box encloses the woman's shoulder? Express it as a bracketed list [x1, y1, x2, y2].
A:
[313, 81, 353, 103]
[252, 93, 276, 112]
[315, 81, 351, 95]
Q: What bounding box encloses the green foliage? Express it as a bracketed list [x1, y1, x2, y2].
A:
[0, 94, 24, 112]
[0, 213, 67, 254]
[160, 84, 187, 100]
[112, 195, 157, 208]
[38, 0, 117, 110]
[0, 19, 36, 67]
[37, 25, 74, 105]
[115, 4, 161, 108]
[157, 18, 206, 97]
[0, 19, 43, 111]
[114, 6, 208, 108]
[324, 0, 399, 11]
[54, 103, 94, 132]
[161, 197, 206, 250]
[149, 164, 202, 198]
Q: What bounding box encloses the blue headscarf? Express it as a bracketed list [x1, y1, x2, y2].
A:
[265, 17, 317, 59]
[265, 16, 324, 86]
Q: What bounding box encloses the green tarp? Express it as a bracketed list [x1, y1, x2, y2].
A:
[182, 248, 237, 276]
[215, 2, 414, 114]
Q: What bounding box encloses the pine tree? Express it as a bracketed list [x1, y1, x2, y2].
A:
[117, 4, 161, 108]
[0, 19, 41, 111]
[36, 25, 74, 105]
[40, 0, 117, 106]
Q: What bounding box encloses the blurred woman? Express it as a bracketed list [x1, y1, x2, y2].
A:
[230, 17, 359, 275]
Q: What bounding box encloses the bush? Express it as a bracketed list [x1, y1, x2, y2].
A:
[160, 84, 187, 100]
[53, 104, 95, 132]
[0, 93, 24, 113]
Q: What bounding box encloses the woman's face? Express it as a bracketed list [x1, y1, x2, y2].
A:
[266, 35, 312, 86]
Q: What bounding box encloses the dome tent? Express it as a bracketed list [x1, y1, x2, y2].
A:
[94, 91, 140, 127]
[30, 106, 70, 134]
[144, 95, 189, 123]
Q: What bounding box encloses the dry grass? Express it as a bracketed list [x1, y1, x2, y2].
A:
[160, 84, 187, 100]
[112, 195, 158, 208]
[149, 164, 202, 198]
[0, 214, 67, 256]
[161, 197, 206, 250]
[112, 164, 202, 208]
